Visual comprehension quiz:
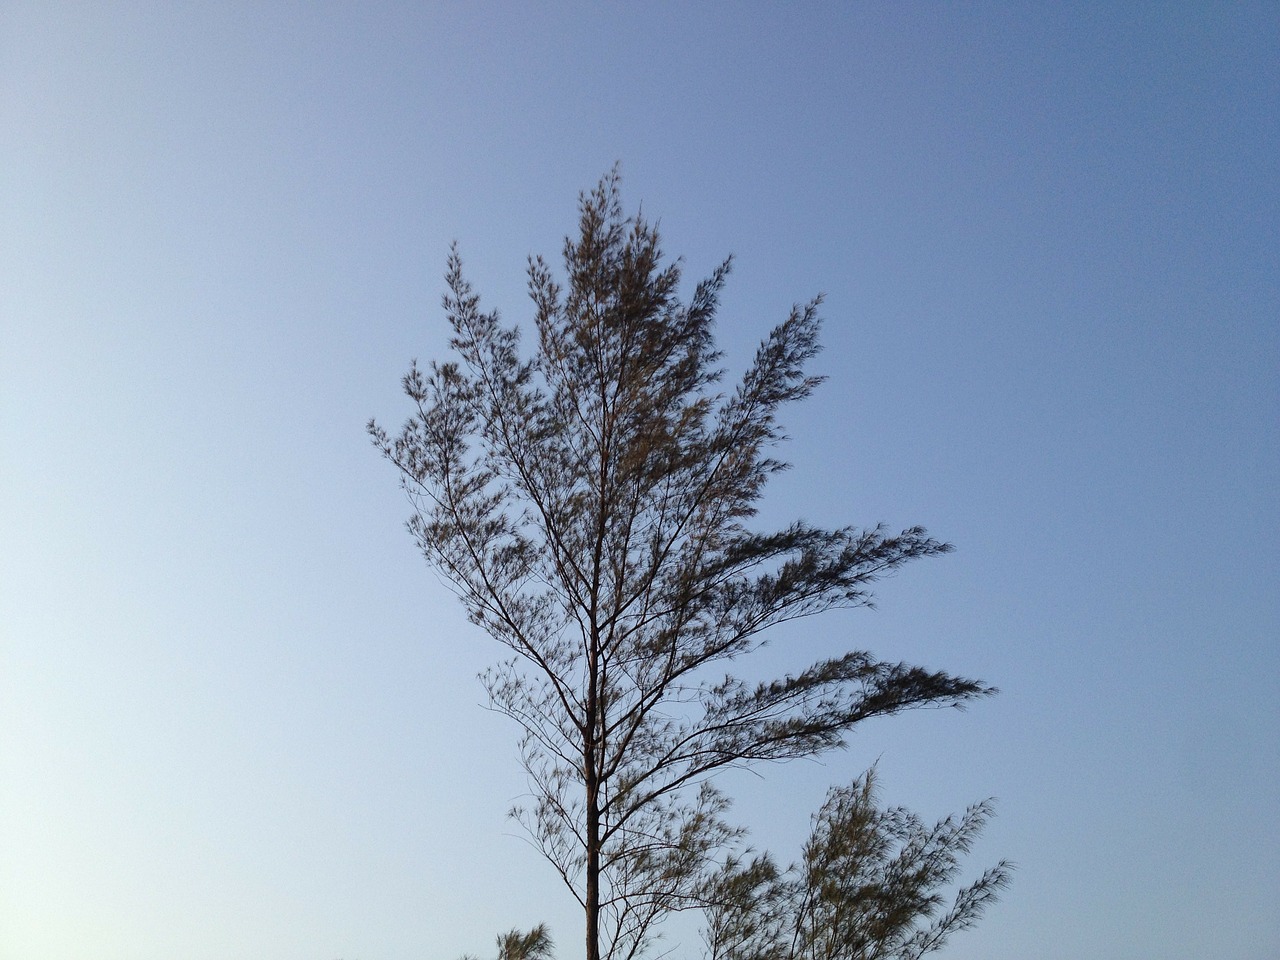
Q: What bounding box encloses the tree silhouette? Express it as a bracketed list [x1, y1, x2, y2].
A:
[372, 169, 993, 960]
[702, 769, 1012, 960]
[461, 924, 555, 960]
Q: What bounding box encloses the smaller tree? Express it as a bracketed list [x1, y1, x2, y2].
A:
[461, 924, 555, 960]
[702, 770, 1012, 960]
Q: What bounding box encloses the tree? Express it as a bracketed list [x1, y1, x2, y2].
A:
[462, 925, 556, 960]
[370, 169, 993, 960]
[701, 769, 1012, 960]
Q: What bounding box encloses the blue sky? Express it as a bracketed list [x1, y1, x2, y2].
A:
[2, 3, 1276, 959]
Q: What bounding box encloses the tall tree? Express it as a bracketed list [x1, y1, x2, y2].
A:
[370, 170, 992, 960]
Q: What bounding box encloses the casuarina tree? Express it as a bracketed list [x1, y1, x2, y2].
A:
[370, 169, 994, 960]
[701, 769, 1011, 960]
[461, 925, 556, 960]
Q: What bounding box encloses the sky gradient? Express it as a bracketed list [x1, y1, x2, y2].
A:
[2, 3, 1277, 959]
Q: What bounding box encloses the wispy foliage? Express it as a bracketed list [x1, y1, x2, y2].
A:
[703, 770, 1012, 960]
[371, 169, 993, 960]
[461, 924, 555, 960]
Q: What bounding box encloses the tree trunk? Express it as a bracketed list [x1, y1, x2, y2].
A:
[585, 769, 600, 960]
[585, 617, 602, 960]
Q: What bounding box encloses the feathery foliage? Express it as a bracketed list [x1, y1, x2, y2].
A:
[460, 924, 555, 960]
[371, 169, 993, 960]
[702, 770, 1012, 960]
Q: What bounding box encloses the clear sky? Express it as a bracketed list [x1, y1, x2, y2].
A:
[2, 3, 1276, 959]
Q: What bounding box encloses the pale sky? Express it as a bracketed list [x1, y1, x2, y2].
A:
[2, 3, 1277, 959]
